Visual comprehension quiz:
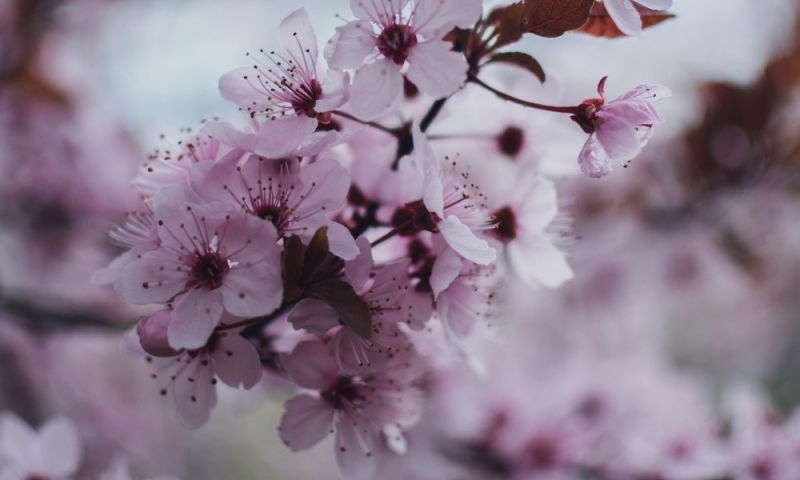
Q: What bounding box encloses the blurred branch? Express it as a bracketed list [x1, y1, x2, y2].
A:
[0, 291, 130, 332]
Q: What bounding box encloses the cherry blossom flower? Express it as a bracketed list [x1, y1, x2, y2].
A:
[218, 8, 349, 157]
[290, 238, 432, 367]
[278, 339, 423, 479]
[573, 77, 671, 178]
[115, 188, 283, 350]
[0, 413, 81, 480]
[488, 172, 573, 289]
[398, 125, 496, 285]
[325, 0, 482, 119]
[128, 313, 263, 428]
[604, 0, 674, 36]
[190, 153, 358, 260]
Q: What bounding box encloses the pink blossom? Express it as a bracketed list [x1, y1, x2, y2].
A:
[574, 78, 671, 178]
[128, 315, 263, 428]
[0, 413, 81, 480]
[190, 153, 358, 260]
[278, 339, 423, 479]
[489, 172, 573, 289]
[218, 8, 349, 157]
[325, 0, 482, 119]
[115, 188, 283, 350]
[399, 125, 496, 278]
[604, 0, 674, 36]
[290, 238, 432, 367]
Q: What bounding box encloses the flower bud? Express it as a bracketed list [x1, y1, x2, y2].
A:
[136, 310, 180, 357]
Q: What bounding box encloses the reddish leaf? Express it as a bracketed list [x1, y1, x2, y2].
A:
[302, 226, 329, 280]
[575, 3, 675, 38]
[487, 52, 546, 83]
[281, 235, 306, 302]
[521, 0, 594, 38]
[488, 2, 528, 47]
[307, 279, 373, 339]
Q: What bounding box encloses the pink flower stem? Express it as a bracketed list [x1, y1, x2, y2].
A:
[469, 74, 581, 115]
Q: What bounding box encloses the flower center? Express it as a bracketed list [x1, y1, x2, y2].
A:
[290, 78, 323, 117]
[321, 376, 364, 410]
[525, 436, 559, 470]
[188, 252, 230, 290]
[490, 206, 517, 241]
[496, 126, 525, 157]
[253, 200, 288, 231]
[377, 24, 418, 65]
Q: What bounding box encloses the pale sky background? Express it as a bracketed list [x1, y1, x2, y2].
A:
[62, 0, 796, 144]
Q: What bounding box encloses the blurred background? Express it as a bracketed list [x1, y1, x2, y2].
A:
[2, 0, 800, 478]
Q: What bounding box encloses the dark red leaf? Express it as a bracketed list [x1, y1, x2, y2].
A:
[487, 52, 546, 83]
[575, 3, 675, 38]
[302, 226, 329, 280]
[281, 235, 306, 302]
[307, 279, 373, 339]
[521, 0, 594, 38]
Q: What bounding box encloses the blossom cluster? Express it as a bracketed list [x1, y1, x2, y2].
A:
[90, 1, 673, 478]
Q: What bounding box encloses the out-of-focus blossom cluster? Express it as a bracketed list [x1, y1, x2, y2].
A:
[13, 0, 800, 479]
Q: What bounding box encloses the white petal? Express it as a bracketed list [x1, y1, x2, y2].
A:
[37, 417, 81, 477]
[430, 247, 462, 298]
[324, 21, 376, 70]
[507, 234, 573, 289]
[406, 41, 468, 98]
[438, 216, 496, 265]
[412, 0, 482, 38]
[349, 59, 403, 120]
[168, 289, 224, 350]
[604, 0, 642, 36]
[278, 8, 318, 62]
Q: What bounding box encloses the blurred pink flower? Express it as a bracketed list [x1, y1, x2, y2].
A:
[325, 0, 482, 119]
[0, 413, 80, 480]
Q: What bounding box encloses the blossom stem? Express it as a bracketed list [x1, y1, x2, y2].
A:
[469, 74, 580, 115]
[333, 110, 399, 136]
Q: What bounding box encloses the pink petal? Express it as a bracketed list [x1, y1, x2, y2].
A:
[173, 358, 218, 428]
[406, 41, 468, 98]
[218, 66, 270, 112]
[430, 247, 462, 298]
[617, 83, 672, 103]
[203, 117, 317, 158]
[602, 100, 661, 125]
[412, 0, 482, 38]
[578, 135, 612, 178]
[604, 0, 642, 36]
[514, 176, 558, 233]
[115, 250, 184, 306]
[278, 8, 318, 63]
[92, 249, 138, 285]
[281, 340, 339, 389]
[335, 419, 376, 480]
[324, 21, 376, 70]
[212, 332, 262, 389]
[438, 216, 496, 265]
[595, 115, 643, 161]
[344, 236, 374, 289]
[288, 298, 340, 336]
[349, 59, 403, 120]
[507, 233, 573, 289]
[325, 221, 360, 261]
[350, 0, 408, 24]
[221, 262, 283, 319]
[412, 124, 444, 217]
[38, 417, 81, 477]
[168, 288, 224, 350]
[295, 158, 351, 219]
[316, 70, 351, 113]
[278, 394, 334, 451]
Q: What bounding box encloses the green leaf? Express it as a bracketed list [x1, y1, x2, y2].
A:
[488, 52, 546, 83]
